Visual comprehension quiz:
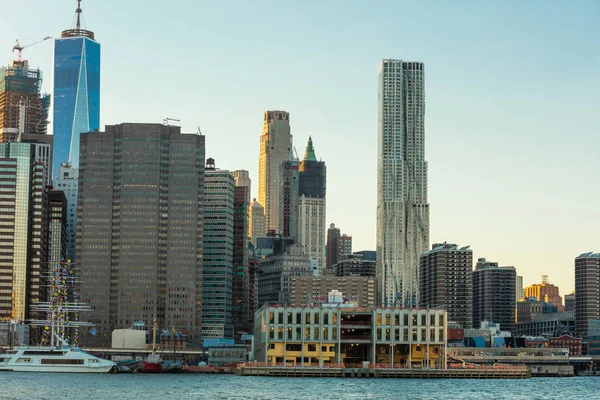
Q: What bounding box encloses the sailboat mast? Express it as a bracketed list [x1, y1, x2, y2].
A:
[152, 318, 157, 356]
[172, 325, 176, 364]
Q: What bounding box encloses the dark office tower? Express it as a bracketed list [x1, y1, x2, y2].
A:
[564, 292, 576, 312]
[0, 143, 48, 322]
[279, 155, 299, 239]
[248, 255, 259, 331]
[203, 159, 234, 339]
[326, 223, 353, 275]
[53, 1, 100, 179]
[48, 190, 67, 263]
[420, 243, 473, 329]
[333, 253, 376, 277]
[298, 137, 327, 273]
[78, 123, 205, 346]
[326, 223, 340, 270]
[472, 258, 516, 332]
[575, 252, 600, 338]
[233, 183, 250, 340]
[0, 59, 50, 142]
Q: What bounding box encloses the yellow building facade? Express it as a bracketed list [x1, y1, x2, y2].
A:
[254, 305, 447, 368]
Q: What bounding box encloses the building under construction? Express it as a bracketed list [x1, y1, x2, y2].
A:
[0, 59, 50, 142]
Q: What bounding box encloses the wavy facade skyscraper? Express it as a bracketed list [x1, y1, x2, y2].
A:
[52, 1, 100, 179]
[376, 59, 430, 307]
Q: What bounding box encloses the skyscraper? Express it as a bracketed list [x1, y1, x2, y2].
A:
[338, 235, 352, 263]
[516, 275, 524, 302]
[472, 258, 516, 332]
[77, 123, 205, 346]
[48, 190, 67, 264]
[203, 159, 235, 339]
[279, 156, 300, 239]
[0, 59, 50, 142]
[258, 110, 292, 233]
[233, 170, 251, 203]
[298, 137, 326, 274]
[376, 59, 429, 307]
[420, 243, 473, 329]
[326, 223, 352, 274]
[248, 199, 265, 245]
[233, 180, 250, 339]
[52, 1, 100, 179]
[0, 143, 48, 322]
[575, 252, 600, 338]
[53, 162, 78, 262]
[326, 223, 340, 271]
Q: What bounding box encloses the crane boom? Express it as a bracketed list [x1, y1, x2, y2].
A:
[12, 36, 52, 62]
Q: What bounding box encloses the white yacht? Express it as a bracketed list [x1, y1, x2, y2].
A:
[0, 344, 115, 373]
[0, 262, 115, 373]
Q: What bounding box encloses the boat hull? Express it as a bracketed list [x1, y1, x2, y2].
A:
[0, 345, 115, 373]
[0, 364, 113, 373]
[142, 362, 163, 373]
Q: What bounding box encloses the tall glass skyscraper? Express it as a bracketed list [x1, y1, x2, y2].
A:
[0, 143, 48, 322]
[377, 59, 430, 307]
[52, 3, 100, 179]
[203, 159, 234, 339]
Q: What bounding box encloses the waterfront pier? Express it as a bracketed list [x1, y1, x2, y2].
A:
[235, 363, 531, 379]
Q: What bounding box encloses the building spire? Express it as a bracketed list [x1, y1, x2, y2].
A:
[76, 0, 82, 30]
[303, 136, 317, 161]
[62, 0, 95, 40]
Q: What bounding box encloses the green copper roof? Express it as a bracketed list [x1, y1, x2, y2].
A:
[303, 136, 317, 161]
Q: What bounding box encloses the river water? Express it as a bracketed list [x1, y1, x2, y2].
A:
[0, 373, 598, 399]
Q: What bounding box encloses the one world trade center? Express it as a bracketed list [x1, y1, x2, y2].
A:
[52, 0, 100, 179]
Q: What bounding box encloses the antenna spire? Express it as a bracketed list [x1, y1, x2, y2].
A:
[62, 0, 94, 40]
[76, 0, 82, 30]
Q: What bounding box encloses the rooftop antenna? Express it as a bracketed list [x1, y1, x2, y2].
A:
[197, 126, 203, 136]
[62, 0, 94, 39]
[76, 0, 82, 30]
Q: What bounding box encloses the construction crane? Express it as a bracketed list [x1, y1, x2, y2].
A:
[12, 36, 52, 62]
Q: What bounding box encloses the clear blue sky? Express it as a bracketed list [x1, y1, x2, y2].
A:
[1, 0, 598, 294]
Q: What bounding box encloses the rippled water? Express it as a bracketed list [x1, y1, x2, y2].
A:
[1, 373, 598, 399]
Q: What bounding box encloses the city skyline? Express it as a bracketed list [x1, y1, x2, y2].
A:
[0, 1, 598, 293]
